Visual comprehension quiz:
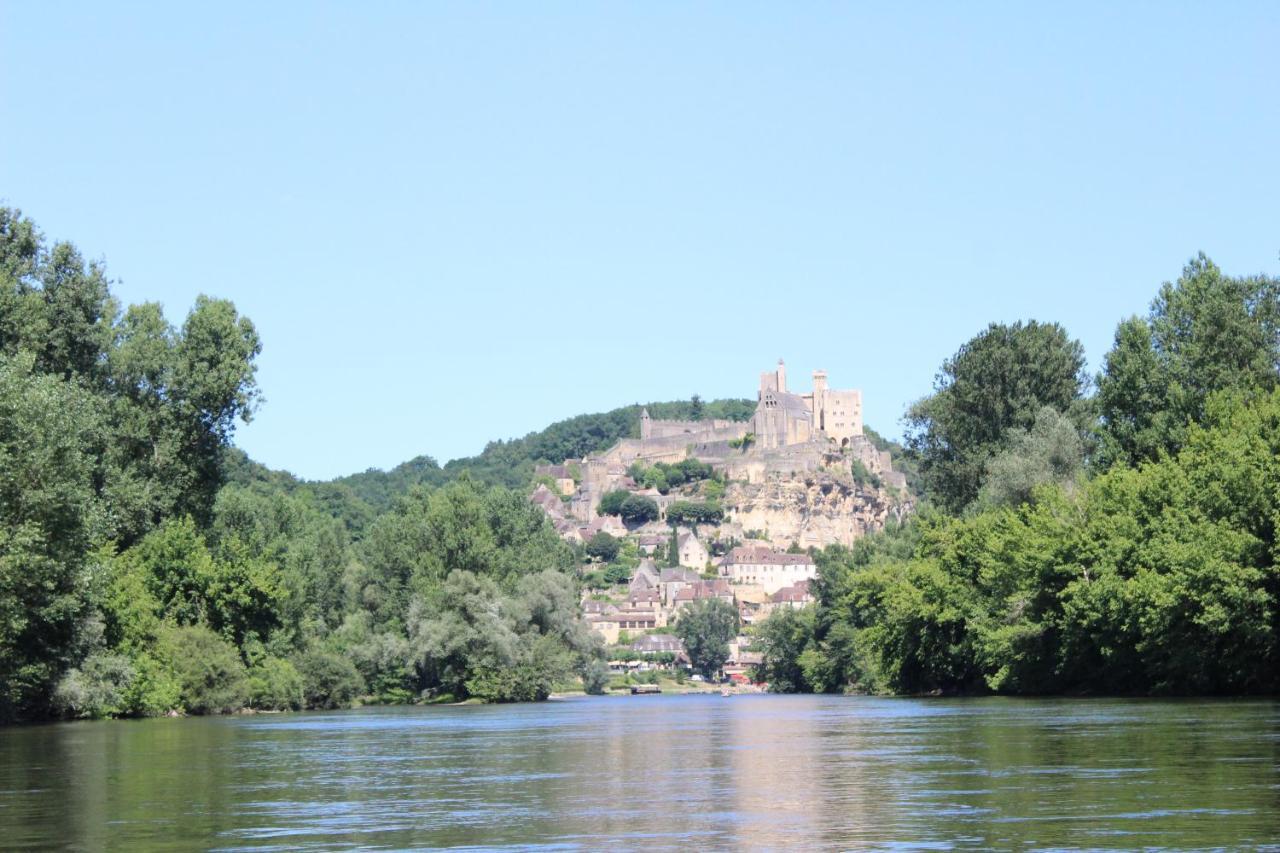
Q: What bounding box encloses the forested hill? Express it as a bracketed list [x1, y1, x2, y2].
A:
[229, 397, 757, 512]
[229, 398, 916, 519]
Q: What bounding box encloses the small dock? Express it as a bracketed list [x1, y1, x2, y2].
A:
[630, 684, 662, 695]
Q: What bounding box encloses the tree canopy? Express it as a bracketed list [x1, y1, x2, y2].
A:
[905, 320, 1089, 513]
[675, 598, 738, 678]
[757, 254, 1280, 699]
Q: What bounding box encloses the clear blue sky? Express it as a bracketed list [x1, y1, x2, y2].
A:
[3, 4, 1277, 480]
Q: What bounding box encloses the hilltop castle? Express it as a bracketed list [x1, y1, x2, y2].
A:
[639, 360, 863, 449]
[534, 359, 908, 548]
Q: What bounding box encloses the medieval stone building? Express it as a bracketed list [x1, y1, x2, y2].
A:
[752, 360, 862, 449]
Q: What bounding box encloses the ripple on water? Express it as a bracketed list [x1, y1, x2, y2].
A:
[0, 695, 1276, 850]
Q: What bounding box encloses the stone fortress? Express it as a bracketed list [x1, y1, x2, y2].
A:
[538, 360, 909, 549]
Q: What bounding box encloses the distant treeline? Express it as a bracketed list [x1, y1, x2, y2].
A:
[755, 254, 1280, 697]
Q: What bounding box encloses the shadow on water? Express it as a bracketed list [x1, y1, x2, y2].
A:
[1, 695, 1277, 850]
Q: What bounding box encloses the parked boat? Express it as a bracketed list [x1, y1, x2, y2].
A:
[630, 684, 661, 695]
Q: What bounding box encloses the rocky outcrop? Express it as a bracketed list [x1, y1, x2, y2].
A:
[723, 472, 911, 550]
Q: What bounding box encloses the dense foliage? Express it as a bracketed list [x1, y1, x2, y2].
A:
[627, 458, 717, 494]
[675, 598, 738, 678]
[0, 210, 605, 723]
[756, 256, 1280, 697]
[905, 320, 1090, 513]
[665, 501, 724, 526]
[597, 491, 659, 524]
[330, 398, 754, 503]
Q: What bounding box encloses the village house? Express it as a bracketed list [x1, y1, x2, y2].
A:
[554, 519, 584, 545]
[722, 544, 817, 595]
[530, 484, 565, 518]
[613, 606, 659, 631]
[580, 514, 628, 540]
[768, 579, 815, 611]
[631, 634, 686, 656]
[673, 578, 735, 611]
[533, 463, 577, 496]
[676, 529, 710, 570]
[658, 566, 702, 607]
[586, 613, 621, 644]
[636, 533, 667, 555]
[630, 559, 660, 592]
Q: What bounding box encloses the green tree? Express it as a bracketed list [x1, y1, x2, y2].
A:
[666, 501, 723, 526]
[585, 531, 620, 562]
[978, 407, 1084, 508]
[1097, 254, 1280, 467]
[675, 598, 738, 678]
[247, 656, 304, 710]
[752, 606, 816, 692]
[906, 320, 1088, 512]
[618, 495, 659, 525]
[597, 490, 630, 516]
[161, 624, 249, 715]
[603, 563, 631, 585]
[293, 647, 364, 709]
[0, 353, 103, 721]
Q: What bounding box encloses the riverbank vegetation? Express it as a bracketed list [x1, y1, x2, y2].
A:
[755, 255, 1280, 696]
[4, 207, 1278, 722]
[0, 209, 613, 723]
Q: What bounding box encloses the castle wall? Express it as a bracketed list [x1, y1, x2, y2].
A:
[599, 422, 749, 467]
[643, 418, 738, 440]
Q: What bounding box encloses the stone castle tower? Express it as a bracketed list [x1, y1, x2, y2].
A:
[752, 360, 862, 449]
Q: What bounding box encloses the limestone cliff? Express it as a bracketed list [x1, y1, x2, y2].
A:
[723, 472, 911, 550]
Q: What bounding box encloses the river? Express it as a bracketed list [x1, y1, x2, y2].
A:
[1, 695, 1276, 850]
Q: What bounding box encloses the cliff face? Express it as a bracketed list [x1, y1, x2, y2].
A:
[723, 473, 910, 549]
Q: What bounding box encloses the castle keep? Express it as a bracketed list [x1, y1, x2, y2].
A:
[751, 360, 862, 449]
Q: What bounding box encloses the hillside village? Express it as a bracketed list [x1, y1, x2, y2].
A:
[528, 360, 913, 680]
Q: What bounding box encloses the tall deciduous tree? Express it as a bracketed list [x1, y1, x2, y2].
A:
[675, 598, 738, 678]
[1097, 254, 1280, 467]
[0, 354, 103, 720]
[906, 320, 1088, 512]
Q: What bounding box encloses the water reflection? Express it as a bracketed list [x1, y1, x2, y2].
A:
[0, 696, 1276, 850]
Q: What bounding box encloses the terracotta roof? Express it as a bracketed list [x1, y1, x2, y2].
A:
[771, 580, 814, 603]
[676, 579, 732, 602]
[629, 588, 660, 605]
[724, 545, 815, 566]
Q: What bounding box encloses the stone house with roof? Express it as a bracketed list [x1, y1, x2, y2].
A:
[673, 578, 735, 611]
[722, 544, 817, 595]
[630, 559, 660, 591]
[637, 533, 667, 555]
[533, 463, 577, 496]
[676, 529, 710, 570]
[614, 605, 660, 631]
[631, 634, 688, 667]
[658, 567, 702, 607]
[581, 514, 628, 540]
[769, 579, 815, 611]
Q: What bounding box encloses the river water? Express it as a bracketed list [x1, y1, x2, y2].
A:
[1, 695, 1277, 850]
